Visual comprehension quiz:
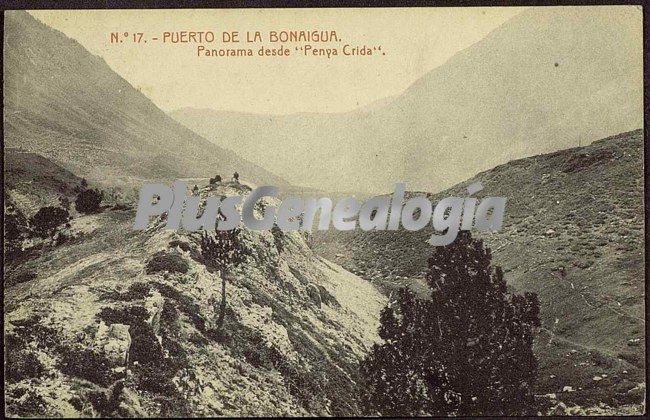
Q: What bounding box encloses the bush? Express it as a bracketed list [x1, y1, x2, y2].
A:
[75, 188, 103, 214]
[271, 224, 285, 254]
[57, 346, 116, 386]
[145, 251, 189, 275]
[30, 206, 70, 238]
[4, 212, 28, 252]
[6, 347, 47, 383]
[5, 269, 37, 287]
[359, 231, 540, 416]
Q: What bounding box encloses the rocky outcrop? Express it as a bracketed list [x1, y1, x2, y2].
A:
[95, 322, 131, 367]
[4, 182, 386, 417]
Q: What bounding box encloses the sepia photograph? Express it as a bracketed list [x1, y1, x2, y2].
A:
[2, 4, 646, 417]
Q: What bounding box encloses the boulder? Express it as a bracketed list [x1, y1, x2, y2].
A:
[96, 322, 131, 366]
[144, 290, 164, 335]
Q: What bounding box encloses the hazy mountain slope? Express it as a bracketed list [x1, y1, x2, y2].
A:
[314, 129, 645, 408]
[3, 11, 286, 190]
[171, 6, 642, 194]
[4, 148, 84, 218]
[4, 180, 386, 417]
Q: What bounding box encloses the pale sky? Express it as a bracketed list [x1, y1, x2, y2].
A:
[30, 8, 526, 115]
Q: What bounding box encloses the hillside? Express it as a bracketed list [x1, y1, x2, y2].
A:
[172, 6, 642, 194]
[4, 180, 386, 417]
[3, 11, 286, 191]
[4, 148, 85, 218]
[314, 129, 645, 409]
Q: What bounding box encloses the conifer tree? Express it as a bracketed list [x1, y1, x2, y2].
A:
[360, 231, 540, 416]
[200, 224, 247, 332]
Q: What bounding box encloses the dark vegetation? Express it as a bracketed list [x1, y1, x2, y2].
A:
[29, 206, 70, 238]
[145, 250, 189, 275]
[360, 232, 540, 416]
[5, 334, 47, 383]
[75, 188, 104, 214]
[57, 346, 116, 387]
[200, 227, 248, 332]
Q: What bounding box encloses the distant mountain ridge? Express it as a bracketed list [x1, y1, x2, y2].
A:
[171, 6, 642, 194]
[3, 11, 287, 191]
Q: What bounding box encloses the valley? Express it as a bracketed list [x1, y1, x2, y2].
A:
[3, 7, 645, 417]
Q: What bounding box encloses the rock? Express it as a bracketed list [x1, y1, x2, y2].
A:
[627, 338, 641, 346]
[549, 401, 568, 415]
[116, 387, 147, 417]
[545, 393, 557, 399]
[144, 290, 164, 335]
[593, 375, 603, 381]
[201, 386, 224, 412]
[562, 386, 574, 392]
[566, 406, 583, 415]
[96, 322, 131, 366]
[550, 374, 556, 379]
[545, 229, 556, 236]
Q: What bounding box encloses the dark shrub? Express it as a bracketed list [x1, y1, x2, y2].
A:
[145, 251, 189, 275]
[4, 212, 28, 252]
[5, 269, 37, 287]
[30, 206, 70, 238]
[6, 348, 47, 383]
[57, 346, 116, 386]
[88, 381, 123, 416]
[6, 388, 48, 417]
[271, 224, 285, 254]
[75, 188, 103, 214]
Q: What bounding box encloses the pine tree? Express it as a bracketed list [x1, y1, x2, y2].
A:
[200, 225, 247, 332]
[360, 231, 540, 416]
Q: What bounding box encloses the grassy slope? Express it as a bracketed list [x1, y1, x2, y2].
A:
[314, 129, 645, 408]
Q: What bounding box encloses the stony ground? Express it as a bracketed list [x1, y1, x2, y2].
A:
[4, 182, 386, 417]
